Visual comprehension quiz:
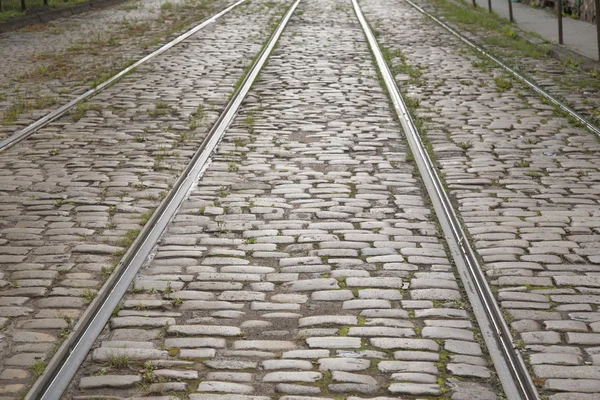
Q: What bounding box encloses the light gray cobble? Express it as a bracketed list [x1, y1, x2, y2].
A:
[61, 0, 501, 398]
[360, 0, 600, 397]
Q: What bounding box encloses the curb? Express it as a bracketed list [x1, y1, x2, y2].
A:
[0, 0, 128, 33]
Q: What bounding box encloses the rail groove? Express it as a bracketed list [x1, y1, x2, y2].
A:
[0, 0, 248, 154]
[404, 0, 600, 138]
[24, 0, 301, 398]
[353, 0, 540, 399]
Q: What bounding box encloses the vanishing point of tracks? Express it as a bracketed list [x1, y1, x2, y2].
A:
[1, 0, 599, 399]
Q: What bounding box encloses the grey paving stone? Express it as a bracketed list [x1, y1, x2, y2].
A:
[318, 358, 370, 371]
[306, 337, 361, 349]
[388, 383, 442, 396]
[196, 381, 254, 394]
[79, 375, 141, 389]
[263, 371, 322, 383]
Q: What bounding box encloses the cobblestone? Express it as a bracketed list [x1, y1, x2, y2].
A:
[360, 0, 600, 397]
[0, 0, 290, 396]
[13, 0, 585, 398]
[0, 0, 234, 140]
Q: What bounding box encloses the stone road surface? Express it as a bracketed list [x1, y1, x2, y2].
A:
[363, 0, 600, 398]
[65, 0, 500, 398]
[0, 0, 228, 140]
[0, 0, 185, 82]
[414, 0, 600, 124]
[0, 0, 599, 399]
[0, 0, 288, 397]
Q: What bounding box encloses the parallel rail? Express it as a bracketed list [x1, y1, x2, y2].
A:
[25, 0, 301, 398]
[0, 0, 248, 154]
[404, 0, 600, 138]
[353, 0, 540, 399]
[24, 0, 552, 398]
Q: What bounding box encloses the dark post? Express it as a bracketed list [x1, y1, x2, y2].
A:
[0, 0, 3, 12]
[508, 0, 514, 22]
[558, 0, 564, 44]
[473, 0, 476, 7]
[21, 0, 26, 11]
[488, 0, 492, 12]
[44, 0, 48, 5]
[596, 0, 600, 60]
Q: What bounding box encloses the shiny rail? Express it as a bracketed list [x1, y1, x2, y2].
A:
[0, 0, 248, 154]
[24, 0, 301, 398]
[352, 0, 540, 399]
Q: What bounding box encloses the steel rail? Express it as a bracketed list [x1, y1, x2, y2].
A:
[25, 0, 302, 398]
[352, 0, 540, 399]
[403, 0, 600, 137]
[0, 0, 248, 154]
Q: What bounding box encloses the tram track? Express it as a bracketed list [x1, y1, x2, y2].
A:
[353, 1, 539, 398]
[15, 0, 578, 398]
[24, 1, 302, 398]
[403, 0, 600, 138]
[356, 1, 600, 399]
[0, 0, 248, 155]
[57, 0, 506, 399]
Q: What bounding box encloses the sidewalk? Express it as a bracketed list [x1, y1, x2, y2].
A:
[474, 0, 599, 61]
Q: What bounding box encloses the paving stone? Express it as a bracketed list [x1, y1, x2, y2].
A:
[388, 383, 442, 396]
[422, 327, 473, 341]
[328, 383, 378, 394]
[263, 372, 322, 383]
[530, 353, 582, 365]
[544, 379, 600, 393]
[306, 337, 361, 349]
[196, 381, 254, 394]
[447, 363, 491, 378]
[206, 372, 253, 382]
[318, 358, 370, 371]
[331, 370, 377, 385]
[371, 338, 439, 351]
[79, 375, 141, 389]
[37, 1, 531, 398]
[232, 341, 296, 351]
[204, 360, 258, 370]
[283, 279, 339, 292]
[167, 325, 242, 336]
[521, 331, 562, 345]
[263, 359, 313, 370]
[378, 361, 438, 374]
[534, 365, 600, 379]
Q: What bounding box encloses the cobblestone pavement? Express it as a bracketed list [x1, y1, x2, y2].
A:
[0, 0, 289, 397]
[65, 0, 501, 398]
[0, 0, 229, 140]
[0, 0, 184, 81]
[415, 0, 600, 124]
[361, 0, 600, 398]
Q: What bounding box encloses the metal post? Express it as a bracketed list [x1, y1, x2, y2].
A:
[558, 0, 564, 44]
[508, 0, 514, 22]
[488, 0, 492, 12]
[596, 0, 600, 60]
[21, 0, 26, 11]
